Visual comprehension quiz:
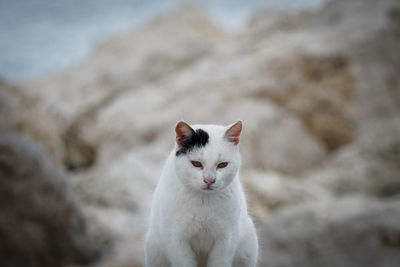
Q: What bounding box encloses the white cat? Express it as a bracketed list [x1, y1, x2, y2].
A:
[145, 121, 258, 267]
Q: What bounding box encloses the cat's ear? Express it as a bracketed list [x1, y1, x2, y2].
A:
[175, 121, 195, 146]
[224, 121, 242, 145]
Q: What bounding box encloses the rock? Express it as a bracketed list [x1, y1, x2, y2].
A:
[0, 132, 98, 267]
[62, 122, 97, 172]
[73, 151, 158, 211]
[258, 197, 400, 267]
[244, 8, 312, 41]
[69, 149, 159, 259]
[308, 118, 400, 197]
[95, 230, 146, 267]
[0, 79, 64, 164]
[242, 171, 332, 220]
[259, 53, 357, 152]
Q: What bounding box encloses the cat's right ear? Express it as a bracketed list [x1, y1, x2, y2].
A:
[175, 121, 195, 146]
[225, 120, 242, 145]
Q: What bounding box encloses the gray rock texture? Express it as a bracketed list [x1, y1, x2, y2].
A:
[0, 80, 64, 164]
[0, 132, 98, 267]
[258, 197, 400, 267]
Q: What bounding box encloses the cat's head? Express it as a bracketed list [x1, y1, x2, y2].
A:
[173, 121, 242, 193]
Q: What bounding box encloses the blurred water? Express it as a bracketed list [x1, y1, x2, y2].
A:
[0, 0, 326, 81]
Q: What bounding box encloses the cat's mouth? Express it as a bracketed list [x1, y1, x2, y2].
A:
[202, 185, 215, 191]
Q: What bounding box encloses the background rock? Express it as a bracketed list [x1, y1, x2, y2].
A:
[258, 197, 400, 267]
[0, 79, 64, 164]
[0, 132, 98, 267]
[243, 171, 332, 219]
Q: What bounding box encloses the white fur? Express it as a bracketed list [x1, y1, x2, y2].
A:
[145, 123, 258, 267]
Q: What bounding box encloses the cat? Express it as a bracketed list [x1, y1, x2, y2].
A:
[144, 121, 258, 267]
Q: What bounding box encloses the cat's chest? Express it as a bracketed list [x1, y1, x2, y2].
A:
[180, 195, 234, 222]
[190, 227, 215, 254]
[181, 204, 223, 233]
[178, 195, 239, 236]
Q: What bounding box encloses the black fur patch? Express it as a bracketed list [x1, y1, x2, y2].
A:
[176, 128, 209, 156]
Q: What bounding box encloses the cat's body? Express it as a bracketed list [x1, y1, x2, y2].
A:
[145, 121, 258, 267]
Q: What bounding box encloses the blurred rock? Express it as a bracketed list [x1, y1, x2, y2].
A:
[0, 132, 98, 267]
[62, 121, 97, 172]
[70, 150, 158, 251]
[244, 8, 312, 41]
[243, 171, 332, 219]
[308, 118, 400, 197]
[95, 231, 146, 267]
[0, 79, 64, 164]
[260, 53, 356, 152]
[258, 197, 400, 267]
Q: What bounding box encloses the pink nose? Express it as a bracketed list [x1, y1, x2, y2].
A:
[203, 178, 216, 185]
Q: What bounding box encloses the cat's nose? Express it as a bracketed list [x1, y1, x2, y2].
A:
[203, 178, 216, 185]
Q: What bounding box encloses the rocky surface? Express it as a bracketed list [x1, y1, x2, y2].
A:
[1, 0, 399, 266]
[258, 197, 400, 267]
[0, 80, 64, 164]
[0, 132, 98, 267]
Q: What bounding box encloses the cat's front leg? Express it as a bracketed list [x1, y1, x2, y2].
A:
[207, 238, 237, 267]
[165, 238, 197, 267]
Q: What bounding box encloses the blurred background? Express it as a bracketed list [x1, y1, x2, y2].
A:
[1, 0, 400, 266]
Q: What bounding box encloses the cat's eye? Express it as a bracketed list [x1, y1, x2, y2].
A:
[217, 162, 228, 168]
[191, 161, 202, 168]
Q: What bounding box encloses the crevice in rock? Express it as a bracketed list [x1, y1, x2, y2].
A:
[380, 232, 400, 249]
[62, 123, 97, 172]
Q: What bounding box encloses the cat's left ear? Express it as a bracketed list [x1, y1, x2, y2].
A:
[175, 121, 195, 146]
[224, 121, 242, 145]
